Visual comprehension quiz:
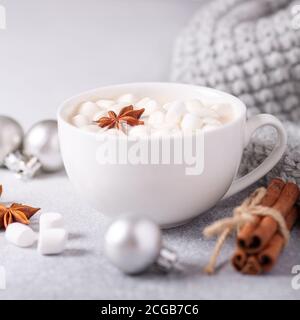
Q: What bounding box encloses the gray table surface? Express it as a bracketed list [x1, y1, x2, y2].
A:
[0, 169, 299, 300]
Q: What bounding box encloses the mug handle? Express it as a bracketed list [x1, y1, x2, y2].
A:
[222, 114, 287, 199]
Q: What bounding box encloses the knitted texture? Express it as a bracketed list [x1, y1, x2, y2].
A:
[239, 123, 300, 185]
[171, 0, 300, 185]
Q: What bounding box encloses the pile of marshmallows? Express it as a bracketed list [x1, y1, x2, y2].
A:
[5, 213, 67, 255]
[71, 93, 233, 136]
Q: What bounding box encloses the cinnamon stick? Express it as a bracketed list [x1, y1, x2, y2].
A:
[241, 256, 262, 275]
[237, 178, 285, 249]
[232, 248, 248, 271]
[236, 206, 298, 275]
[247, 182, 299, 253]
[259, 207, 298, 272]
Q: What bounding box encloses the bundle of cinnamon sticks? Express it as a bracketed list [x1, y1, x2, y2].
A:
[232, 178, 299, 275]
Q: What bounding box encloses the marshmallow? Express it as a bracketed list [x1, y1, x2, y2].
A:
[148, 111, 165, 128]
[210, 103, 233, 121]
[151, 128, 172, 137]
[185, 99, 205, 110]
[5, 223, 37, 248]
[202, 117, 222, 132]
[38, 228, 68, 255]
[162, 102, 173, 111]
[117, 93, 136, 105]
[110, 102, 132, 114]
[128, 125, 149, 137]
[185, 99, 219, 118]
[136, 97, 151, 107]
[181, 113, 203, 131]
[73, 95, 232, 136]
[96, 99, 115, 109]
[165, 101, 186, 124]
[92, 110, 108, 122]
[72, 114, 90, 128]
[136, 98, 159, 116]
[79, 102, 101, 119]
[40, 212, 64, 232]
[202, 117, 222, 126]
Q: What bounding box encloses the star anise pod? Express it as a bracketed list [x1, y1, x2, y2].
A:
[95, 105, 145, 131]
[0, 203, 40, 229]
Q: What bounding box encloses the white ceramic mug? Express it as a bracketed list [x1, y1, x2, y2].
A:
[57, 83, 287, 227]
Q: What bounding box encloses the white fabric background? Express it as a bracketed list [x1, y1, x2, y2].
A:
[0, 0, 299, 300]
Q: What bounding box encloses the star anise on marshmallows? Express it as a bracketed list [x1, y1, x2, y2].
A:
[0, 185, 40, 229]
[95, 105, 145, 130]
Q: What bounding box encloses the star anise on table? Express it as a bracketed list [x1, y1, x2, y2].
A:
[95, 105, 145, 131]
[0, 185, 40, 229]
[0, 203, 40, 229]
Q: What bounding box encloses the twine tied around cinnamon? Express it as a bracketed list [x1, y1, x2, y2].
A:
[203, 187, 290, 274]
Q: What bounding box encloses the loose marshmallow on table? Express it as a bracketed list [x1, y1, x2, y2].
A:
[79, 101, 101, 120]
[72, 114, 90, 128]
[40, 212, 64, 232]
[38, 228, 68, 255]
[5, 223, 37, 248]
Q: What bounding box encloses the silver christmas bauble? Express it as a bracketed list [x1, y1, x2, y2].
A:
[0, 116, 24, 165]
[104, 216, 162, 274]
[23, 120, 63, 172]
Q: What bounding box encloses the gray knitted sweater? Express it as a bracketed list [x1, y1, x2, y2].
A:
[171, 0, 300, 185]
